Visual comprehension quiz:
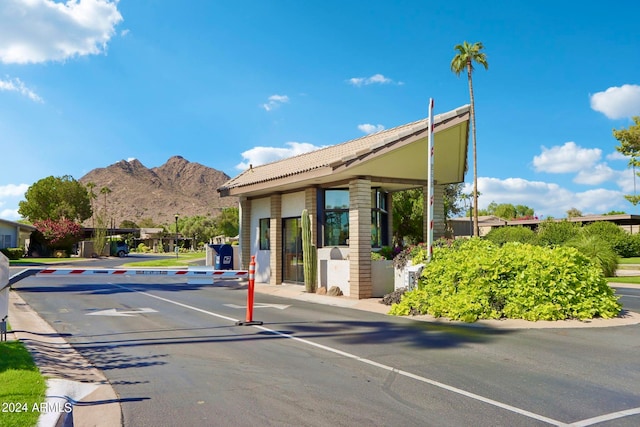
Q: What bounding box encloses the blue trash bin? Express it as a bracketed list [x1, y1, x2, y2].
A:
[211, 244, 233, 270]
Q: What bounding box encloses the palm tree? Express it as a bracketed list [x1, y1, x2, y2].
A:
[86, 182, 97, 228]
[100, 186, 112, 235]
[451, 41, 488, 237]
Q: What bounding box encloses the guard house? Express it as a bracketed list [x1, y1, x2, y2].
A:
[218, 104, 470, 299]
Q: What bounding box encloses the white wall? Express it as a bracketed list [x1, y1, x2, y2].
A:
[250, 197, 271, 282]
[281, 192, 305, 218]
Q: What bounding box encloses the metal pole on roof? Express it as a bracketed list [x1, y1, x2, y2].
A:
[426, 98, 435, 262]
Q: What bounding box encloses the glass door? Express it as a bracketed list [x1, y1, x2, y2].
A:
[283, 217, 303, 283]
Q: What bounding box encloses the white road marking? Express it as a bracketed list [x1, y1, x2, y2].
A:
[618, 293, 640, 298]
[87, 308, 157, 317]
[570, 406, 640, 426]
[109, 282, 638, 426]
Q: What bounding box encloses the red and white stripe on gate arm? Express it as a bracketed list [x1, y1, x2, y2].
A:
[36, 268, 248, 278]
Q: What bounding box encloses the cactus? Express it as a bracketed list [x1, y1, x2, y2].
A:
[301, 208, 317, 293]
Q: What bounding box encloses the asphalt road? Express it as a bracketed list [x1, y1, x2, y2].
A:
[611, 284, 640, 313]
[11, 273, 640, 427]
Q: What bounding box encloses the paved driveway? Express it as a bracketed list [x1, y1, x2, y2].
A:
[9, 273, 640, 427]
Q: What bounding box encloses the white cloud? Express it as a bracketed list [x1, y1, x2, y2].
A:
[0, 183, 28, 221]
[573, 163, 616, 185]
[606, 151, 627, 161]
[348, 73, 395, 87]
[1, 208, 20, 221]
[590, 84, 640, 119]
[466, 177, 625, 217]
[0, 183, 28, 198]
[0, 0, 123, 64]
[0, 76, 43, 102]
[261, 94, 289, 111]
[236, 142, 324, 170]
[533, 141, 601, 173]
[358, 123, 385, 134]
[616, 168, 637, 193]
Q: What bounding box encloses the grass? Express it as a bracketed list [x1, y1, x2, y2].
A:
[122, 251, 206, 267]
[619, 257, 640, 265]
[0, 338, 47, 427]
[607, 276, 640, 284]
[9, 257, 88, 266]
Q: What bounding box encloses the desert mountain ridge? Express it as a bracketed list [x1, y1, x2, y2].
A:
[79, 156, 238, 227]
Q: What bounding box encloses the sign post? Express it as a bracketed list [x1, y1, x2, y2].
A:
[426, 98, 435, 262]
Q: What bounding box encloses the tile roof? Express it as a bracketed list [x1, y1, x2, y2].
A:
[219, 104, 470, 194]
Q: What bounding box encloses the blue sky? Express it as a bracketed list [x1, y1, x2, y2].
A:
[1, 0, 640, 222]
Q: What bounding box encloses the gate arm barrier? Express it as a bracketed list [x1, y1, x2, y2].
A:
[8, 267, 248, 288]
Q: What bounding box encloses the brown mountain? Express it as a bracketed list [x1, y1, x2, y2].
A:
[79, 156, 237, 227]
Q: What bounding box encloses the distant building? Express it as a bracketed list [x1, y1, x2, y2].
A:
[450, 214, 640, 237]
[0, 218, 36, 251]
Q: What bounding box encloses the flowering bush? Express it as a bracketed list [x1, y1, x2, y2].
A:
[33, 218, 83, 251]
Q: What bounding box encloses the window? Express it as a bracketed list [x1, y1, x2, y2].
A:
[259, 218, 270, 250]
[321, 188, 389, 247]
[371, 189, 388, 248]
[1, 234, 11, 249]
[324, 190, 349, 246]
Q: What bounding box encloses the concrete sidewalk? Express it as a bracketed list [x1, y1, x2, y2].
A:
[7, 281, 640, 427]
[8, 291, 121, 427]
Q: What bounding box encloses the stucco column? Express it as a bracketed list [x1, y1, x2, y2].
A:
[239, 197, 251, 270]
[349, 178, 372, 299]
[269, 194, 282, 285]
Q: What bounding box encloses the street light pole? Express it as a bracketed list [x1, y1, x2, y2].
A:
[175, 214, 179, 259]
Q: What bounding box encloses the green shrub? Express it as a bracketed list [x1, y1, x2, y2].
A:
[389, 239, 621, 322]
[0, 247, 23, 260]
[565, 233, 618, 277]
[377, 246, 394, 260]
[611, 233, 640, 258]
[137, 243, 150, 253]
[485, 226, 536, 246]
[573, 221, 640, 259]
[535, 219, 580, 246]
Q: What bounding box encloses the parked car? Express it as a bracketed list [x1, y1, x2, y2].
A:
[110, 241, 130, 257]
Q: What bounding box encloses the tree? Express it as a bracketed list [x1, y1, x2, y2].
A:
[566, 207, 583, 218]
[479, 202, 535, 220]
[214, 207, 239, 237]
[86, 182, 97, 227]
[19, 175, 92, 222]
[443, 184, 465, 237]
[119, 220, 139, 229]
[138, 217, 157, 228]
[99, 186, 112, 214]
[451, 41, 488, 237]
[180, 215, 216, 249]
[392, 188, 424, 246]
[613, 117, 640, 205]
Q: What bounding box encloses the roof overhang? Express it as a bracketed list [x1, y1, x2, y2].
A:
[219, 105, 470, 198]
